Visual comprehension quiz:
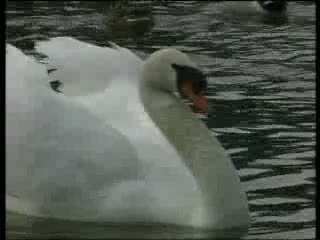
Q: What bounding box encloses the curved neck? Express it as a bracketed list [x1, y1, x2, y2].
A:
[139, 83, 248, 229]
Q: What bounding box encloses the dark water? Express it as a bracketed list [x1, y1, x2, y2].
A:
[6, 1, 316, 239]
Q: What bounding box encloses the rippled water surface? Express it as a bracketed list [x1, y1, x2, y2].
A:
[6, 1, 316, 239]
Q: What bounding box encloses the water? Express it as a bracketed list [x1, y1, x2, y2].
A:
[6, 1, 316, 239]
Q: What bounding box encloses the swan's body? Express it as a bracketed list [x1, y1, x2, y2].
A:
[6, 37, 249, 231]
[224, 1, 287, 16]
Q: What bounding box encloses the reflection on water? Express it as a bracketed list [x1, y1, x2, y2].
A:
[6, 1, 315, 239]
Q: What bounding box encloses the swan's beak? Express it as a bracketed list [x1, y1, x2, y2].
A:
[181, 80, 209, 113]
[191, 92, 209, 113]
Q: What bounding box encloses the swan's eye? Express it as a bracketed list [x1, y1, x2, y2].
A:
[172, 64, 209, 113]
[172, 64, 207, 95]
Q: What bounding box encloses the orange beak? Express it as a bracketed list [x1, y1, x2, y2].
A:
[181, 80, 209, 113]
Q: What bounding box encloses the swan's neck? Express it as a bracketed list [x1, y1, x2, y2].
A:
[140, 84, 249, 229]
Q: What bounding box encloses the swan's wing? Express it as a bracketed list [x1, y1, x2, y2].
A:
[6, 44, 142, 218]
[35, 37, 143, 96]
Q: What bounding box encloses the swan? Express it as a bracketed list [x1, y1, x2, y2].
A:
[224, 0, 287, 16]
[6, 37, 249, 232]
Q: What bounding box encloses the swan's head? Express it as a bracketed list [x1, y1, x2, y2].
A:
[143, 48, 208, 113]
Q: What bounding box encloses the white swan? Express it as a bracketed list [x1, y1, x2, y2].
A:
[6, 37, 249, 231]
[224, 0, 287, 16]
